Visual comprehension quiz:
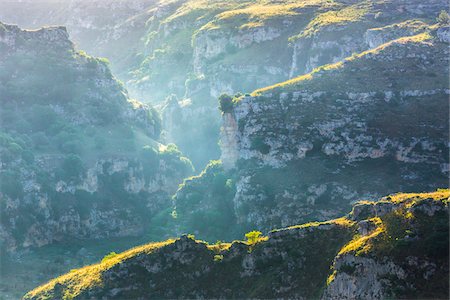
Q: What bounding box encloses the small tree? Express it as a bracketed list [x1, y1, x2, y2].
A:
[245, 230, 262, 245]
[101, 252, 118, 263]
[218, 94, 234, 113]
[437, 10, 450, 25]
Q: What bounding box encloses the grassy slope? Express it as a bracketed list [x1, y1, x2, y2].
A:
[250, 27, 445, 96]
[24, 190, 449, 299]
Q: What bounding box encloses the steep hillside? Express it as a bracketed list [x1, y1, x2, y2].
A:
[0, 22, 193, 252]
[0, 0, 153, 76]
[1, 0, 447, 168]
[24, 190, 449, 299]
[174, 23, 449, 239]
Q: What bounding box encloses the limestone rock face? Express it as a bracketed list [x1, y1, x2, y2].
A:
[220, 113, 239, 170]
[215, 28, 449, 231]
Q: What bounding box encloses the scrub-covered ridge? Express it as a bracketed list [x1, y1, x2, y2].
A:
[24, 190, 449, 299]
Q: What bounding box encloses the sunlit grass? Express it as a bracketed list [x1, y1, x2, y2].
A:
[381, 189, 450, 204]
[25, 239, 176, 299]
[338, 217, 384, 256]
[249, 31, 435, 97]
[197, 0, 333, 32]
[295, 4, 370, 38]
[339, 189, 449, 257]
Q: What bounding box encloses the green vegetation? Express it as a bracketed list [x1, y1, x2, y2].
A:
[218, 93, 234, 113]
[291, 4, 369, 40]
[197, 0, 335, 32]
[60, 154, 84, 181]
[174, 160, 239, 242]
[101, 252, 118, 263]
[213, 254, 223, 261]
[250, 136, 270, 154]
[437, 10, 450, 25]
[245, 230, 262, 245]
[24, 240, 176, 300]
[244, 230, 266, 252]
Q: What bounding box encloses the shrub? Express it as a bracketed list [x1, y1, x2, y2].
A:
[0, 171, 23, 199]
[437, 10, 450, 25]
[101, 252, 118, 263]
[245, 230, 262, 245]
[32, 132, 49, 148]
[61, 154, 84, 181]
[28, 105, 58, 132]
[161, 143, 182, 157]
[251, 136, 270, 154]
[218, 94, 234, 113]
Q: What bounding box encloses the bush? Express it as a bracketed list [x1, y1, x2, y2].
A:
[0, 171, 23, 199]
[55, 130, 82, 154]
[28, 105, 58, 132]
[61, 154, 84, 181]
[101, 252, 118, 263]
[218, 94, 234, 113]
[251, 136, 270, 154]
[437, 10, 450, 24]
[32, 132, 50, 148]
[245, 230, 262, 245]
[214, 254, 224, 261]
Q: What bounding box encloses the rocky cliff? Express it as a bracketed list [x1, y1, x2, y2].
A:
[24, 190, 449, 299]
[0, 23, 193, 252]
[174, 22, 449, 240]
[2, 0, 447, 168]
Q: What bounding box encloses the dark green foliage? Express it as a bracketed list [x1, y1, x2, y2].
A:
[0, 171, 23, 199]
[218, 94, 234, 113]
[61, 154, 84, 181]
[175, 161, 238, 241]
[27, 105, 58, 132]
[251, 136, 270, 154]
[339, 263, 356, 275]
